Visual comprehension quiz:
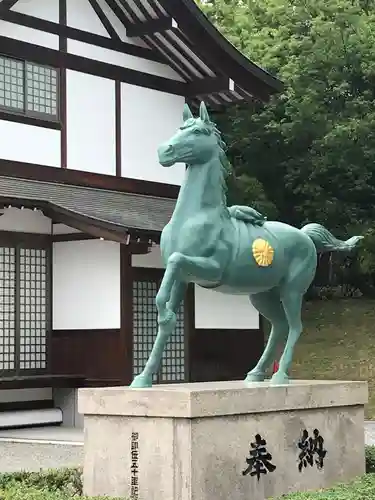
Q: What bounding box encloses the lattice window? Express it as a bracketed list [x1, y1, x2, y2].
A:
[0, 247, 16, 373]
[161, 303, 185, 382]
[25, 62, 58, 117]
[0, 55, 58, 119]
[133, 280, 159, 383]
[132, 277, 186, 384]
[19, 248, 48, 371]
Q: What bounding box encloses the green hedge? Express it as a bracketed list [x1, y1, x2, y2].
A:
[1, 446, 375, 500]
[274, 473, 375, 499]
[367, 445, 375, 473]
[0, 468, 124, 499]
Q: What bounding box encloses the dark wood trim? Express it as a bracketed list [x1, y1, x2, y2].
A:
[0, 400, 53, 412]
[52, 232, 151, 254]
[186, 76, 232, 97]
[87, 0, 120, 40]
[0, 230, 51, 246]
[115, 80, 122, 177]
[59, 0, 67, 169]
[184, 283, 195, 381]
[0, 375, 85, 390]
[0, 35, 186, 96]
[120, 245, 133, 384]
[160, 0, 283, 100]
[51, 329, 125, 383]
[0, 110, 61, 130]
[52, 232, 95, 242]
[127, 17, 174, 37]
[0, 10, 163, 64]
[0, 0, 19, 11]
[0, 159, 180, 199]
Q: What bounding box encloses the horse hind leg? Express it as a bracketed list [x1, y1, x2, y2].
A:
[270, 251, 316, 385]
[245, 288, 289, 383]
[270, 290, 303, 385]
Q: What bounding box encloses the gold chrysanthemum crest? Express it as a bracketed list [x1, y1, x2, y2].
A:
[252, 238, 274, 267]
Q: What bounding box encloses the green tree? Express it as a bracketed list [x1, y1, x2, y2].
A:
[198, 0, 375, 233]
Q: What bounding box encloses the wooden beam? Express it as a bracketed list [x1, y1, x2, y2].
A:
[127, 17, 174, 37]
[59, 0, 67, 169]
[0, 34, 187, 96]
[87, 0, 120, 40]
[115, 80, 122, 177]
[185, 76, 232, 97]
[0, 10, 163, 63]
[120, 246, 134, 385]
[0, 159, 180, 199]
[0, 0, 19, 11]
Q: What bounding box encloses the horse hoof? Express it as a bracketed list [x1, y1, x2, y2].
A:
[245, 371, 266, 383]
[270, 371, 289, 385]
[130, 373, 153, 388]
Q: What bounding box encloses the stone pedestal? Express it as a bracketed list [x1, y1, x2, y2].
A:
[78, 380, 368, 500]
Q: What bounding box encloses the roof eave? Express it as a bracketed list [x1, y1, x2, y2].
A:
[160, 0, 284, 102]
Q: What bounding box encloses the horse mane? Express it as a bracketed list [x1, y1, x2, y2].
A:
[181, 117, 230, 216]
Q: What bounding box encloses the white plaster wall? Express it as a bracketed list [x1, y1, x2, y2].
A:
[132, 245, 164, 269]
[0, 121, 60, 167]
[0, 0, 58, 50]
[67, 0, 109, 36]
[52, 224, 81, 235]
[194, 286, 260, 330]
[0, 207, 51, 233]
[53, 240, 120, 330]
[66, 0, 182, 80]
[12, 0, 59, 22]
[66, 70, 116, 175]
[121, 85, 185, 184]
[0, 388, 52, 403]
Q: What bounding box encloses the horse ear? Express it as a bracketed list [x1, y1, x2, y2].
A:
[183, 103, 193, 122]
[199, 101, 210, 123]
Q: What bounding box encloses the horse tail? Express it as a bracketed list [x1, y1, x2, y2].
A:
[300, 223, 363, 253]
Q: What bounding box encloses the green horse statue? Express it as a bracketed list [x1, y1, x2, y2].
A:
[130, 102, 362, 388]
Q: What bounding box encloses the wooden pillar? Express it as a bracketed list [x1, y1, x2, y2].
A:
[119, 244, 133, 385]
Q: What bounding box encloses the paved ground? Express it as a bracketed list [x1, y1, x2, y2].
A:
[365, 420, 375, 445]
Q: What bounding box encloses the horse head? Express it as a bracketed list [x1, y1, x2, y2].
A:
[157, 101, 225, 168]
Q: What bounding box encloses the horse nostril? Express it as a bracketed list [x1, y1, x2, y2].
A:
[166, 145, 174, 154]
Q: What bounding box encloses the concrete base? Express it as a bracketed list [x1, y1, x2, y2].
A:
[78, 380, 368, 500]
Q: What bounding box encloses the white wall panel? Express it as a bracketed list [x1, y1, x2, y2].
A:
[66, 70, 116, 175]
[194, 286, 260, 330]
[0, 20, 58, 49]
[132, 245, 165, 269]
[67, 40, 183, 81]
[0, 121, 60, 167]
[53, 240, 120, 330]
[52, 224, 81, 235]
[0, 207, 51, 234]
[67, 0, 109, 36]
[13, 0, 59, 22]
[121, 84, 185, 185]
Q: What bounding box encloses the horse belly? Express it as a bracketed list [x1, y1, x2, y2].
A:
[220, 221, 286, 293]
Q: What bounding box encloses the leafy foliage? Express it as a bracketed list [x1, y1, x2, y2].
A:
[197, 0, 375, 233]
[272, 473, 375, 498]
[0, 468, 123, 499]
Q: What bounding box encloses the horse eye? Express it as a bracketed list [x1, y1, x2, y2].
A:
[193, 128, 201, 135]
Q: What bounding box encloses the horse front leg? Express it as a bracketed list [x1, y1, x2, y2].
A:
[130, 252, 222, 388]
[130, 278, 186, 388]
